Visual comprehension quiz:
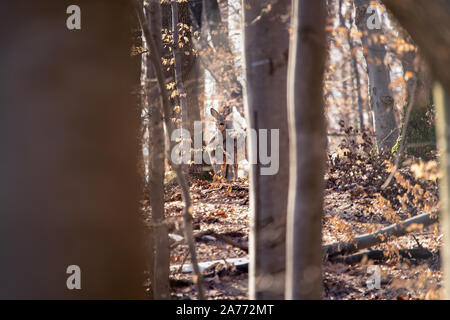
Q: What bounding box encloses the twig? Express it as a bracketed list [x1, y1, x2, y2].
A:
[411, 234, 423, 249]
[177, 250, 191, 273]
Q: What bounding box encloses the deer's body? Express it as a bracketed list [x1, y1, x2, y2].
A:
[208, 108, 247, 180]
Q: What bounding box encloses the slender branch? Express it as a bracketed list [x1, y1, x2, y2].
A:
[380, 77, 418, 190]
[134, 0, 205, 300]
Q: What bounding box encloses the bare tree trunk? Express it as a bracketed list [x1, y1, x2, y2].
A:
[354, 0, 398, 152]
[242, 0, 291, 299]
[185, 59, 205, 174]
[285, 0, 326, 300]
[343, 0, 365, 131]
[179, 2, 205, 173]
[218, 0, 230, 37]
[377, 0, 450, 298]
[135, 0, 205, 300]
[401, 51, 434, 158]
[172, 0, 189, 132]
[138, 29, 156, 301]
[0, 1, 144, 298]
[184, 51, 203, 142]
[172, 0, 203, 174]
[435, 83, 450, 300]
[351, 53, 365, 131]
[204, 0, 227, 49]
[201, 0, 243, 105]
[146, 1, 170, 300]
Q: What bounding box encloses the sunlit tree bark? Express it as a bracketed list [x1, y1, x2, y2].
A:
[242, 0, 291, 299]
[435, 84, 450, 299]
[146, 0, 170, 299]
[285, 0, 326, 300]
[354, 0, 398, 152]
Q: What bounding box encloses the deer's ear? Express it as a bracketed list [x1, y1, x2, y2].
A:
[210, 108, 220, 120]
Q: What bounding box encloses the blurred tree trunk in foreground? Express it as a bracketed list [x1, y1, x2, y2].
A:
[285, 0, 326, 300]
[0, 1, 144, 298]
[380, 0, 450, 300]
[381, 0, 450, 92]
[242, 0, 291, 299]
[435, 84, 450, 300]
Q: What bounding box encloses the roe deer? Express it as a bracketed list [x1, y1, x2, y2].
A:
[208, 107, 247, 181]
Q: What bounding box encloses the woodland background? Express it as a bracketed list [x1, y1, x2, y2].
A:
[0, 0, 449, 300]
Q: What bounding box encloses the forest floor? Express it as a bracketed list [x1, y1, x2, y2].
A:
[147, 135, 442, 300]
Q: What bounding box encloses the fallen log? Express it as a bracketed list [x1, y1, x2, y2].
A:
[171, 257, 249, 274]
[170, 229, 249, 252]
[330, 248, 435, 264]
[204, 231, 249, 253]
[323, 212, 439, 257]
[170, 213, 439, 276]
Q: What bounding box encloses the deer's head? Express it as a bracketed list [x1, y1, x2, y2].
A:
[210, 108, 227, 132]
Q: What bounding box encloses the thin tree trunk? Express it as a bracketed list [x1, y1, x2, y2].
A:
[171, 0, 189, 131]
[201, 0, 243, 104]
[135, 0, 205, 300]
[173, 2, 204, 171]
[218, 0, 229, 37]
[353, 55, 365, 131]
[242, 0, 291, 299]
[185, 58, 205, 173]
[343, 0, 365, 131]
[191, 34, 242, 105]
[401, 51, 434, 158]
[435, 83, 450, 300]
[188, 0, 243, 108]
[354, 0, 398, 152]
[179, 1, 204, 171]
[147, 1, 170, 300]
[285, 0, 326, 300]
[140, 33, 156, 301]
[204, 0, 227, 49]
